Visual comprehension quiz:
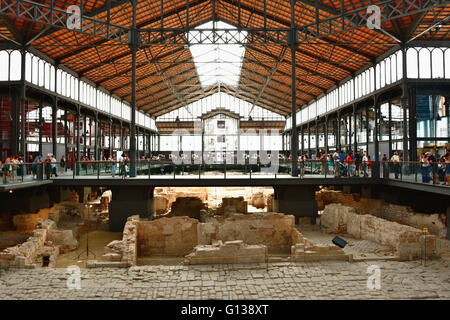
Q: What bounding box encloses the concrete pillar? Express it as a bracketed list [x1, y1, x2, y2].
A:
[361, 185, 372, 199]
[273, 185, 318, 225]
[342, 185, 351, 194]
[109, 186, 155, 232]
[49, 186, 72, 203]
[75, 186, 92, 204]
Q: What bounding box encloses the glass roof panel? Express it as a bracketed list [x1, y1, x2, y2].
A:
[188, 21, 247, 88]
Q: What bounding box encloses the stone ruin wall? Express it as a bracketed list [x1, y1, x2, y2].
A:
[316, 189, 447, 238]
[199, 213, 293, 253]
[0, 197, 92, 269]
[321, 203, 450, 260]
[94, 215, 139, 268]
[137, 216, 198, 257]
[0, 219, 77, 269]
[99, 212, 349, 266]
[11, 201, 89, 235]
[153, 187, 275, 216]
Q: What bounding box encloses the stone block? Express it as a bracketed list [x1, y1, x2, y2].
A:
[184, 240, 267, 265]
[137, 216, 198, 257]
[47, 229, 78, 254]
[251, 192, 266, 209]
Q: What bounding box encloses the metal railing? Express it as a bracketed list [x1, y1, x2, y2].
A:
[65, 159, 375, 180]
[2, 159, 448, 189]
[381, 161, 450, 187]
[0, 161, 70, 185]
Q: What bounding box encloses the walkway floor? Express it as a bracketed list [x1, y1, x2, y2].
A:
[0, 259, 448, 299]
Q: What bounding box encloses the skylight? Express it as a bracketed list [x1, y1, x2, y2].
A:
[188, 21, 247, 88]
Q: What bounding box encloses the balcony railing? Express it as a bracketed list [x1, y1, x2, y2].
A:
[380, 161, 450, 187]
[1, 160, 448, 189]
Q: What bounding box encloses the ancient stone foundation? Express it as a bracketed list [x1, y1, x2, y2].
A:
[317, 189, 447, 238]
[96, 215, 139, 268]
[99, 212, 350, 267]
[211, 213, 293, 253]
[185, 240, 267, 265]
[213, 197, 248, 216]
[0, 218, 77, 269]
[321, 203, 450, 260]
[11, 201, 89, 234]
[168, 197, 207, 220]
[138, 216, 198, 257]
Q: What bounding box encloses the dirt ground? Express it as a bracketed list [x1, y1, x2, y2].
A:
[55, 230, 122, 269]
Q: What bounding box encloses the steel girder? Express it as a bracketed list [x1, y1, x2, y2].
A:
[1, 0, 449, 47]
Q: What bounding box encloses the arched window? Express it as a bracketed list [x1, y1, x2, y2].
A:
[396, 51, 403, 79]
[9, 50, 21, 81]
[56, 69, 62, 94]
[406, 48, 418, 78]
[86, 85, 90, 106]
[418, 48, 431, 78]
[386, 58, 391, 85]
[445, 49, 450, 79]
[82, 83, 86, 104]
[32, 56, 38, 85]
[61, 72, 66, 96]
[74, 78, 78, 100]
[369, 68, 374, 93]
[38, 59, 44, 86]
[91, 87, 96, 107]
[87, 85, 91, 106]
[431, 48, 444, 78]
[380, 60, 386, 87]
[25, 52, 31, 82]
[0, 51, 9, 81]
[375, 64, 381, 90]
[44, 63, 50, 89]
[391, 55, 397, 82]
[71, 76, 76, 99]
[361, 73, 366, 96]
[50, 65, 55, 91]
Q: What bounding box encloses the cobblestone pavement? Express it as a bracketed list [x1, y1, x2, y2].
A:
[0, 259, 449, 300]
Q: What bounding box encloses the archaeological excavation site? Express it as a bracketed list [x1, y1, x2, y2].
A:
[1, 186, 449, 271]
[2, 0, 450, 303]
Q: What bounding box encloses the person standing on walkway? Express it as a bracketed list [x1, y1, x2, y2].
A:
[60, 156, 66, 174]
[421, 153, 431, 183]
[391, 152, 400, 179]
[345, 152, 352, 177]
[44, 154, 52, 180]
[32, 154, 42, 179]
[51, 154, 58, 177]
[428, 152, 437, 184]
[110, 155, 117, 178]
[362, 153, 369, 178]
[10, 156, 18, 183]
[445, 153, 450, 186]
[119, 153, 127, 179]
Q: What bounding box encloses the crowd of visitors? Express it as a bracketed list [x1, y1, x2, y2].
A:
[1, 149, 449, 184]
[0, 155, 24, 184]
[291, 149, 372, 178]
[419, 151, 450, 185]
